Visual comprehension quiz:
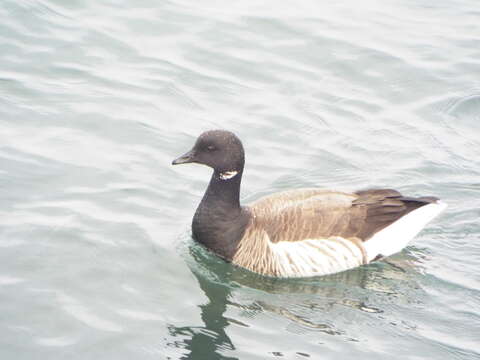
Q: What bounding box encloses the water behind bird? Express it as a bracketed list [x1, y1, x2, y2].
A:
[1, 0, 479, 359]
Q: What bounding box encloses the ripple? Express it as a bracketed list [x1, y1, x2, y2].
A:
[116, 309, 165, 321]
[35, 336, 77, 347]
[0, 276, 25, 286]
[446, 93, 480, 121]
[57, 293, 123, 332]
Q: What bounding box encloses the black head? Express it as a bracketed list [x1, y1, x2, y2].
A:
[172, 130, 245, 176]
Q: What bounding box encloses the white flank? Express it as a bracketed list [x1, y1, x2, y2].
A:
[219, 170, 238, 180]
[269, 237, 364, 277]
[364, 201, 447, 262]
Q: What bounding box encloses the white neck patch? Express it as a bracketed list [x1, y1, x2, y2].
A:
[219, 170, 238, 180]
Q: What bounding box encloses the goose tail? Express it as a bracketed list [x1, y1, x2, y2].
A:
[363, 199, 447, 262]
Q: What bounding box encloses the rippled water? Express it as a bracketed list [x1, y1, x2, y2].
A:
[1, 0, 480, 359]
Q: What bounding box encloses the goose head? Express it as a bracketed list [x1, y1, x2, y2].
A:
[172, 130, 245, 179]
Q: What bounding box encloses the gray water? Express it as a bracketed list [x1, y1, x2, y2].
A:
[1, 0, 480, 359]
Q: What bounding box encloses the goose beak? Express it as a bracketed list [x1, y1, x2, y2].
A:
[172, 149, 195, 165]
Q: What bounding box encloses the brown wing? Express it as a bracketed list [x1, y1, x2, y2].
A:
[248, 188, 436, 243]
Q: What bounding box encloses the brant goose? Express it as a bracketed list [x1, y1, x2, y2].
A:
[172, 130, 446, 278]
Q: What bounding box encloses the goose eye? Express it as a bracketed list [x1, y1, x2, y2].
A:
[207, 145, 216, 151]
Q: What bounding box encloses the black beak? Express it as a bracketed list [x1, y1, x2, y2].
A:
[172, 149, 195, 165]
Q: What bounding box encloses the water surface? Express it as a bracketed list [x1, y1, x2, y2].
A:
[1, 0, 480, 359]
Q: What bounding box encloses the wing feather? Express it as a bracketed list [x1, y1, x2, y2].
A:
[248, 188, 436, 243]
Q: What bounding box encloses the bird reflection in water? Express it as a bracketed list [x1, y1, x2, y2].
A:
[167, 270, 237, 360]
[167, 242, 420, 359]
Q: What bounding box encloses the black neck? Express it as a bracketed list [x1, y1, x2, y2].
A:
[192, 169, 250, 260]
[202, 170, 243, 211]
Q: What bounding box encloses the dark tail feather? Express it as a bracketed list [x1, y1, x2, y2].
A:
[398, 196, 439, 204]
